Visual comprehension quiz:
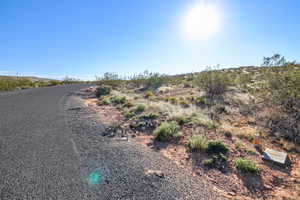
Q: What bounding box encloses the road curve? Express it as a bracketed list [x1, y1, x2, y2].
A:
[0, 85, 224, 200]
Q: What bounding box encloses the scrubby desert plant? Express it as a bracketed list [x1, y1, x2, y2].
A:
[188, 135, 207, 150]
[96, 86, 111, 98]
[191, 114, 216, 130]
[206, 140, 229, 154]
[144, 90, 154, 98]
[179, 99, 189, 108]
[203, 153, 227, 169]
[142, 112, 159, 119]
[175, 116, 190, 126]
[135, 104, 146, 113]
[110, 96, 126, 104]
[235, 158, 259, 173]
[194, 67, 230, 99]
[97, 98, 110, 106]
[154, 121, 180, 141]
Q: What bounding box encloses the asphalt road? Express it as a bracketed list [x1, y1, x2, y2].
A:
[0, 85, 224, 200]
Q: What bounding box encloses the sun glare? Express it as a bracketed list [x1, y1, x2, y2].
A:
[182, 2, 221, 40]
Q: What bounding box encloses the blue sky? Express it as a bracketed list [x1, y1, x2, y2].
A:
[0, 0, 299, 80]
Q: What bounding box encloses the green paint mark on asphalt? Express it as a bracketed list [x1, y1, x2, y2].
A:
[88, 172, 102, 185]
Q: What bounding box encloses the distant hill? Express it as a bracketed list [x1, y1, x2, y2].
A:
[0, 75, 56, 82]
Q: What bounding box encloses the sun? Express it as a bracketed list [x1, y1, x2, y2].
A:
[182, 2, 221, 40]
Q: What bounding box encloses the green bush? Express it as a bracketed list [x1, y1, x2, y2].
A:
[188, 135, 207, 150]
[144, 90, 154, 98]
[96, 86, 111, 98]
[135, 104, 146, 113]
[179, 99, 189, 108]
[195, 97, 206, 105]
[202, 153, 227, 168]
[154, 121, 180, 141]
[48, 80, 61, 86]
[123, 109, 135, 118]
[235, 158, 259, 173]
[245, 149, 257, 155]
[206, 140, 229, 154]
[97, 98, 110, 106]
[193, 68, 230, 99]
[175, 116, 190, 126]
[169, 97, 178, 104]
[110, 96, 126, 104]
[142, 112, 159, 119]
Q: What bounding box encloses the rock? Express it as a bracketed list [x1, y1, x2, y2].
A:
[145, 170, 165, 178]
[264, 184, 273, 190]
[227, 192, 236, 196]
[68, 107, 81, 111]
[263, 148, 288, 166]
[116, 137, 128, 141]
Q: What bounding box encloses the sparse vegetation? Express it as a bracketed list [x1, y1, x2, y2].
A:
[96, 86, 111, 98]
[235, 158, 259, 173]
[206, 140, 229, 154]
[92, 58, 300, 200]
[144, 90, 154, 98]
[141, 112, 159, 119]
[135, 104, 146, 113]
[188, 135, 207, 150]
[110, 96, 126, 104]
[203, 153, 227, 169]
[154, 121, 180, 141]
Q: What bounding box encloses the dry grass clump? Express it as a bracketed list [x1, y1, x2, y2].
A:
[188, 135, 207, 151]
[154, 121, 181, 141]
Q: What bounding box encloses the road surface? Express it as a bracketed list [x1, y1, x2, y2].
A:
[0, 85, 224, 200]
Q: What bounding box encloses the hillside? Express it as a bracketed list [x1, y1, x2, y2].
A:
[82, 62, 300, 199]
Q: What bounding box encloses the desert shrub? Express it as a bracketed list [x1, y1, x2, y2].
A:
[174, 132, 183, 138]
[203, 153, 227, 169]
[135, 104, 146, 113]
[179, 99, 189, 108]
[213, 104, 227, 114]
[0, 78, 37, 91]
[195, 97, 206, 106]
[96, 86, 111, 98]
[123, 101, 134, 108]
[123, 109, 135, 119]
[191, 114, 216, 130]
[175, 116, 190, 126]
[168, 97, 178, 104]
[144, 91, 154, 98]
[267, 65, 300, 112]
[48, 80, 61, 86]
[235, 141, 244, 149]
[188, 135, 207, 150]
[194, 67, 230, 99]
[223, 131, 232, 138]
[142, 112, 159, 119]
[206, 140, 229, 154]
[245, 149, 257, 155]
[154, 121, 180, 141]
[96, 72, 123, 88]
[110, 96, 126, 104]
[235, 158, 259, 173]
[145, 72, 164, 89]
[97, 98, 110, 106]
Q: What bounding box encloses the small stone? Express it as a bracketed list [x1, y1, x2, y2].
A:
[264, 184, 272, 190]
[68, 107, 81, 111]
[117, 137, 128, 141]
[227, 192, 236, 196]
